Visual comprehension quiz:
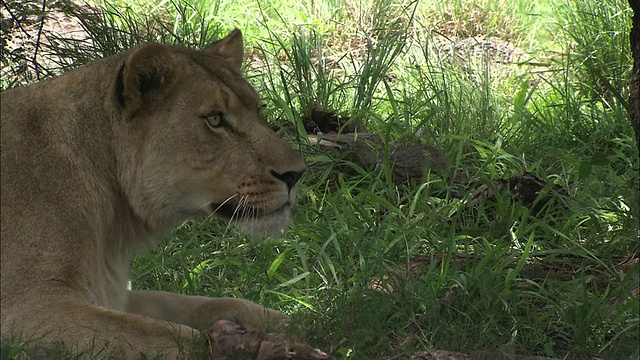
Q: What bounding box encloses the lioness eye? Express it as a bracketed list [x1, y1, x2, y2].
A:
[204, 112, 224, 130]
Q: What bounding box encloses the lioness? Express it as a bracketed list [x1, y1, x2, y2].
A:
[0, 29, 305, 358]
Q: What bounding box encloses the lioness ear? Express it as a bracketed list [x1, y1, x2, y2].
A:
[119, 43, 177, 118]
[204, 29, 244, 72]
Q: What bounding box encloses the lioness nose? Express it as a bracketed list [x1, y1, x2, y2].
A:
[271, 170, 304, 190]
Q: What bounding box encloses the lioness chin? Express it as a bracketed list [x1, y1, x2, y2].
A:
[0, 29, 305, 359]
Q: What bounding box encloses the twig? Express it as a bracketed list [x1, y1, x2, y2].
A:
[437, 283, 460, 312]
[1, 0, 30, 36]
[327, 337, 347, 358]
[32, 0, 47, 80]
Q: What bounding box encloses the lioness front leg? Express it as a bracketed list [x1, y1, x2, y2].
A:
[9, 299, 198, 359]
[126, 290, 290, 331]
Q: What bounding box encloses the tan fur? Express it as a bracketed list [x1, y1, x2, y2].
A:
[0, 29, 305, 358]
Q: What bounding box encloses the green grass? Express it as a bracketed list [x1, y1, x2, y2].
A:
[1, 0, 638, 359]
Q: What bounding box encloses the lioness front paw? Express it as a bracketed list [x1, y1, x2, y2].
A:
[193, 297, 289, 331]
[229, 299, 290, 331]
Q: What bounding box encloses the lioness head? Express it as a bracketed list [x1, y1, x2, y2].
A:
[113, 29, 304, 236]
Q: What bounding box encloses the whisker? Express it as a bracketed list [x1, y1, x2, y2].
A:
[204, 193, 236, 222]
[241, 195, 256, 233]
[211, 194, 238, 215]
[199, 201, 216, 222]
[224, 195, 247, 235]
[244, 195, 258, 233]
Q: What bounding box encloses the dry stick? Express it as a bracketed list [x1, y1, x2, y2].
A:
[326, 338, 347, 358]
[32, 0, 47, 80]
[1, 1, 30, 35]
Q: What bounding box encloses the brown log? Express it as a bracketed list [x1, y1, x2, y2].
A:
[308, 133, 456, 184]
